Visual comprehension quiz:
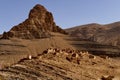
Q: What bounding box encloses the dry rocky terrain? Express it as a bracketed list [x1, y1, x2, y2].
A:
[0, 33, 74, 68]
[0, 4, 120, 80]
[65, 22, 120, 59]
[0, 48, 120, 80]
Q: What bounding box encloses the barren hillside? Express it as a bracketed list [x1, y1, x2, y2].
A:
[65, 22, 120, 58]
[66, 22, 120, 46]
[0, 32, 74, 67]
[0, 48, 120, 80]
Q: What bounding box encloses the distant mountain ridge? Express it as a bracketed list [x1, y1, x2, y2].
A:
[65, 22, 120, 46]
[1, 4, 66, 39]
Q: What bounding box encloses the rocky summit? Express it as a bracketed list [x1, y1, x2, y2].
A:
[1, 4, 66, 39]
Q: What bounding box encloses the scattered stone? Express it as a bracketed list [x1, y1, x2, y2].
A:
[101, 75, 114, 80]
[28, 55, 32, 60]
[100, 55, 109, 59]
[89, 54, 96, 59]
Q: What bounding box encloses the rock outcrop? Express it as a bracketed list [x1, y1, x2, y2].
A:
[1, 4, 66, 39]
[0, 48, 119, 80]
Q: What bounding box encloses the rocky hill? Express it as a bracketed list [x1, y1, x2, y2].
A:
[66, 22, 120, 46]
[1, 4, 66, 39]
[0, 48, 120, 80]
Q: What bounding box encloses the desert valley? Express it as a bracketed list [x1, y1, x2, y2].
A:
[0, 4, 120, 80]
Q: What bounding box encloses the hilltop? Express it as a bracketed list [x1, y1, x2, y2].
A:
[1, 4, 66, 39]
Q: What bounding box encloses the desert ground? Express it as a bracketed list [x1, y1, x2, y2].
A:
[0, 33, 120, 80]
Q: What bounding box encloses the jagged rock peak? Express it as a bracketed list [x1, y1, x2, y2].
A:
[33, 4, 47, 11]
[1, 4, 67, 39]
[29, 4, 48, 18]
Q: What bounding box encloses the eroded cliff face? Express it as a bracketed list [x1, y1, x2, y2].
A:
[1, 4, 66, 39]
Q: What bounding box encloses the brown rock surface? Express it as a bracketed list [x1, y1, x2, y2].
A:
[1, 4, 66, 39]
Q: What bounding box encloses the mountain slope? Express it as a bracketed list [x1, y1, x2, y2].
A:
[93, 26, 120, 46]
[66, 23, 106, 40]
[66, 22, 120, 46]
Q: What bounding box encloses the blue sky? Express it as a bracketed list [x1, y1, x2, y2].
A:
[0, 0, 120, 34]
